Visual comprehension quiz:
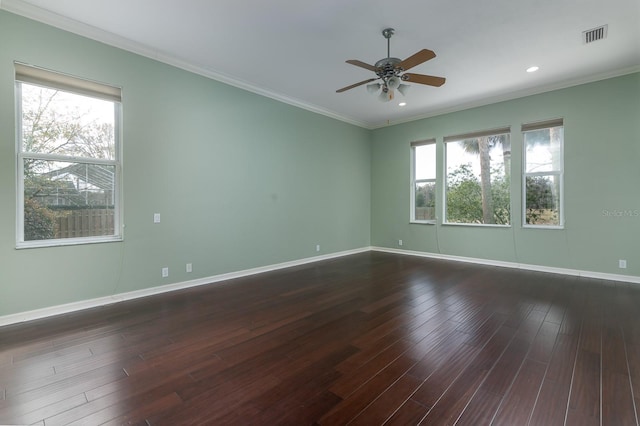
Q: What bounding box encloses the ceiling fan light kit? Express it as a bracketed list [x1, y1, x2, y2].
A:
[367, 82, 381, 94]
[337, 28, 446, 102]
[387, 76, 401, 90]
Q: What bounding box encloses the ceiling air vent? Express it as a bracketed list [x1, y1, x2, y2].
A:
[583, 25, 608, 44]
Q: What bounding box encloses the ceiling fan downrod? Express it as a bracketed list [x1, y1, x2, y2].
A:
[382, 28, 394, 58]
[376, 28, 402, 90]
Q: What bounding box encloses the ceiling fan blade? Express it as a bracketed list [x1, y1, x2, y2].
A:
[336, 78, 378, 93]
[397, 49, 436, 71]
[402, 73, 446, 87]
[346, 60, 379, 72]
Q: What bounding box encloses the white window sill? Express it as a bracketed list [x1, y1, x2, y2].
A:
[442, 222, 511, 228]
[410, 220, 436, 225]
[522, 225, 564, 230]
[16, 235, 123, 249]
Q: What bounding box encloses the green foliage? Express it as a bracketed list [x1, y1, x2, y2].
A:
[23, 198, 56, 241]
[416, 190, 426, 207]
[525, 176, 558, 224]
[23, 171, 65, 198]
[446, 164, 483, 223]
[415, 183, 436, 221]
[452, 135, 511, 225]
[415, 185, 435, 208]
[446, 164, 510, 224]
[490, 169, 510, 225]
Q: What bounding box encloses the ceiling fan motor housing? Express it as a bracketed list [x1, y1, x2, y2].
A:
[374, 58, 403, 85]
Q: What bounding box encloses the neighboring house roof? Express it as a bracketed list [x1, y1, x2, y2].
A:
[43, 163, 114, 191]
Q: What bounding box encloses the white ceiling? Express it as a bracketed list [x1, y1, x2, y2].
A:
[3, 0, 639, 128]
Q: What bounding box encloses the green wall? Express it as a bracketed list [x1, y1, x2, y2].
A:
[0, 11, 371, 317]
[1, 10, 639, 320]
[371, 72, 640, 277]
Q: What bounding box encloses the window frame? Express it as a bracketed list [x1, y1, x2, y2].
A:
[521, 119, 564, 229]
[15, 63, 123, 248]
[410, 139, 437, 224]
[443, 127, 511, 227]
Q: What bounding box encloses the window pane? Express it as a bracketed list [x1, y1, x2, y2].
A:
[415, 143, 436, 180]
[525, 175, 561, 226]
[415, 181, 436, 221]
[524, 126, 563, 173]
[23, 159, 115, 240]
[445, 134, 510, 225]
[21, 83, 116, 160]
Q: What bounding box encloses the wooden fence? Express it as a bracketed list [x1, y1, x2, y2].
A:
[55, 209, 115, 238]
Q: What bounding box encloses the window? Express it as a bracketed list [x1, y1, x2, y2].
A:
[522, 119, 564, 227]
[411, 140, 436, 223]
[444, 128, 511, 225]
[16, 63, 122, 247]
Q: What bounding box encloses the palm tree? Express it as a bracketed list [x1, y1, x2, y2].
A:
[459, 134, 510, 224]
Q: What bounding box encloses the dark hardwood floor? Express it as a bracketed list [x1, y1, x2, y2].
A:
[1, 251, 639, 425]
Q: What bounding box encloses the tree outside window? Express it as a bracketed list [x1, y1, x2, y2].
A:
[411, 140, 436, 223]
[445, 130, 511, 225]
[523, 120, 564, 227]
[16, 64, 122, 246]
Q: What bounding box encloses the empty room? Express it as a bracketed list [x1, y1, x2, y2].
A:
[1, 0, 639, 424]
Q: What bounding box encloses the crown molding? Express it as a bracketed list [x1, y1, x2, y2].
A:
[0, 0, 370, 129]
[2, 0, 638, 131]
[370, 65, 640, 129]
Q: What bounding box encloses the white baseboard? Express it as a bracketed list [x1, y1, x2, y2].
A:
[0, 247, 370, 327]
[3, 246, 639, 327]
[371, 246, 640, 285]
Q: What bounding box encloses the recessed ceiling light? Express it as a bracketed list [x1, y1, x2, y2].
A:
[526, 66, 539, 73]
[399, 102, 407, 107]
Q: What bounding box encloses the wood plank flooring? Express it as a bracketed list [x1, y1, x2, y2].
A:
[1, 251, 639, 425]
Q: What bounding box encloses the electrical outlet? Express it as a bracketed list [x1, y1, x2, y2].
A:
[398, 239, 403, 246]
[619, 259, 627, 269]
[316, 244, 320, 252]
[153, 213, 161, 223]
[186, 263, 192, 273]
[161, 267, 169, 277]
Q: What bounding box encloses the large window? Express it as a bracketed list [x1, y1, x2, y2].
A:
[444, 128, 511, 225]
[16, 63, 122, 247]
[411, 140, 436, 223]
[522, 119, 564, 227]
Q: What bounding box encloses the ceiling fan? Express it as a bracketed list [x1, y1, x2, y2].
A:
[336, 28, 445, 102]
